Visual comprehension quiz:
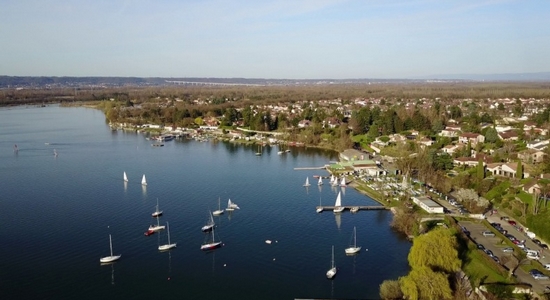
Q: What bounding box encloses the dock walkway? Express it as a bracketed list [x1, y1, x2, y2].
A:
[316, 205, 387, 212]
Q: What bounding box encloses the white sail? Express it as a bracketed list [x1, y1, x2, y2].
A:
[318, 177, 323, 186]
[123, 172, 128, 182]
[333, 191, 344, 213]
[303, 177, 311, 187]
[141, 174, 147, 186]
[340, 177, 346, 187]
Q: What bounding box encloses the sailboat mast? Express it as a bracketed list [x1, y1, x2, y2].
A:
[167, 222, 170, 244]
[109, 234, 113, 256]
[331, 245, 334, 268]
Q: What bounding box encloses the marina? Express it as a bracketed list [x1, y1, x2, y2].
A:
[0, 105, 411, 300]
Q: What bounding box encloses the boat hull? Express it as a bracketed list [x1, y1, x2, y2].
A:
[201, 242, 222, 251]
[345, 247, 362, 254]
[201, 224, 214, 232]
[149, 225, 166, 232]
[333, 207, 345, 213]
[152, 211, 163, 217]
[158, 243, 177, 251]
[212, 210, 224, 216]
[100, 255, 121, 263]
[326, 268, 337, 279]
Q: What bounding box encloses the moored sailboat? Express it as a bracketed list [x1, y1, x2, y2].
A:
[333, 191, 344, 213]
[148, 216, 166, 232]
[100, 234, 121, 263]
[123, 171, 128, 182]
[158, 222, 177, 251]
[345, 226, 362, 255]
[201, 226, 222, 251]
[212, 197, 224, 216]
[201, 211, 215, 232]
[151, 198, 163, 217]
[303, 177, 311, 187]
[318, 177, 323, 186]
[225, 199, 240, 211]
[326, 245, 337, 279]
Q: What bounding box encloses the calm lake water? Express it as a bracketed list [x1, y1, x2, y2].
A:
[0, 105, 410, 300]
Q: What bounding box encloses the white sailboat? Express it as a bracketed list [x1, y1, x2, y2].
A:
[340, 177, 346, 187]
[316, 197, 323, 213]
[326, 245, 337, 279]
[318, 177, 323, 186]
[141, 174, 147, 186]
[333, 191, 344, 213]
[158, 222, 177, 251]
[212, 197, 224, 216]
[148, 215, 166, 232]
[331, 175, 338, 187]
[201, 211, 215, 232]
[345, 226, 362, 255]
[255, 144, 262, 156]
[123, 171, 128, 182]
[225, 199, 240, 211]
[303, 177, 311, 187]
[152, 198, 163, 217]
[201, 226, 222, 251]
[100, 234, 121, 263]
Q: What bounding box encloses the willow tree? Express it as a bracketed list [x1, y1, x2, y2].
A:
[408, 228, 461, 273]
[399, 266, 453, 300]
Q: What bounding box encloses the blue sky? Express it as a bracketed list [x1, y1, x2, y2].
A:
[2, 0, 549, 79]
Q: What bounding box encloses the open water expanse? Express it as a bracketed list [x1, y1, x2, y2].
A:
[0, 105, 410, 300]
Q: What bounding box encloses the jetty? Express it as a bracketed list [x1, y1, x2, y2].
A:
[316, 205, 387, 212]
[294, 166, 328, 170]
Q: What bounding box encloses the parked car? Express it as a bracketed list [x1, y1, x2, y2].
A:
[502, 247, 514, 253]
[542, 244, 549, 249]
[477, 244, 485, 250]
[492, 256, 500, 263]
[533, 239, 542, 245]
[482, 231, 496, 237]
[484, 249, 494, 257]
[500, 216, 510, 221]
[508, 220, 517, 226]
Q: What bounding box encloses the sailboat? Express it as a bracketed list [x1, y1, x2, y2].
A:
[152, 198, 163, 217]
[123, 171, 128, 182]
[331, 175, 338, 187]
[333, 191, 344, 213]
[201, 211, 215, 232]
[318, 177, 323, 186]
[141, 174, 147, 186]
[340, 177, 346, 187]
[148, 215, 166, 232]
[326, 245, 337, 279]
[100, 234, 121, 263]
[212, 197, 224, 216]
[303, 177, 311, 187]
[158, 222, 177, 251]
[225, 199, 240, 211]
[201, 226, 222, 251]
[345, 226, 362, 255]
[316, 197, 323, 213]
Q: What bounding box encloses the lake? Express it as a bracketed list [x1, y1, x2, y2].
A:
[0, 105, 410, 300]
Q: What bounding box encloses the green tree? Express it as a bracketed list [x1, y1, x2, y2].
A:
[408, 228, 461, 273]
[484, 127, 499, 143]
[379, 279, 403, 300]
[516, 160, 523, 179]
[477, 157, 485, 180]
[400, 267, 453, 300]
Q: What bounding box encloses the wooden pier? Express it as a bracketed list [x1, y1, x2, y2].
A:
[316, 205, 387, 212]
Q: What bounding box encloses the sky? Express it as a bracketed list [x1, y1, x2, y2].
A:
[1, 0, 550, 79]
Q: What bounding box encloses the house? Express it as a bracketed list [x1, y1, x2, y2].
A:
[523, 179, 541, 194]
[439, 128, 459, 138]
[323, 117, 342, 129]
[412, 196, 444, 214]
[453, 157, 481, 167]
[486, 162, 530, 178]
[518, 149, 546, 164]
[498, 130, 519, 141]
[340, 149, 367, 161]
[442, 144, 462, 155]
[418, 138, 434, 148]
[458, 133, 485, 145]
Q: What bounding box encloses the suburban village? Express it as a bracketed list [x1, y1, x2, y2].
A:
[95, 85, 550, 299]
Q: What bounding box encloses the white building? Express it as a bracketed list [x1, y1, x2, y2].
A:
[412, 196, 444, 214]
